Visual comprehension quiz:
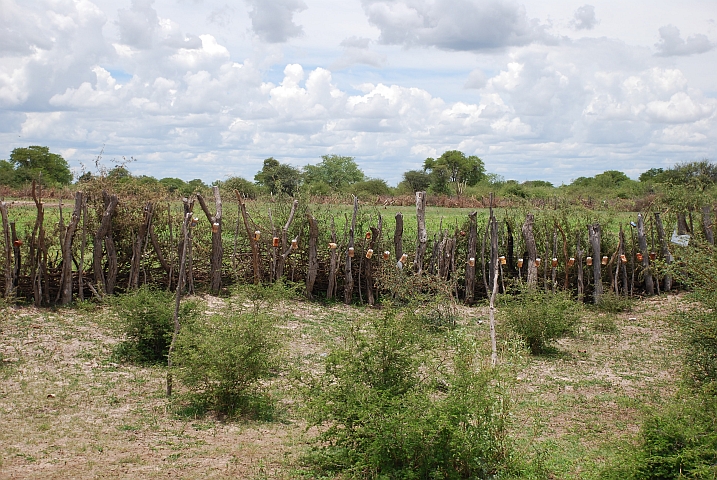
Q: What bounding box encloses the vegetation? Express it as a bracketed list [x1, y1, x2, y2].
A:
[301, 308, 512, 478]
[1, 146, 73, 187]
[501, 289, 582, 354]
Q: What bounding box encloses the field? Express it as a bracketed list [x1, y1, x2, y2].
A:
[0, 291, 685, 479]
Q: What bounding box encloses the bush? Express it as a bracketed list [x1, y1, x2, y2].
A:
[112, 286, 199, 364]
[595, 291, 633, 314]
[302, 310, 512, 478]
[173, 310, 282, 417]
[501, 289, 582, 354]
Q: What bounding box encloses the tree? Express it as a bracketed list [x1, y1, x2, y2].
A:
[423, 150, 485, 195]
[303, 155, 364, 192]
[8, 146, 72, 186]
[254, 157, 302, 196]
[0, 160, 16, 187]
[401, 170, 431, 193]
[639, 167, 665, 182]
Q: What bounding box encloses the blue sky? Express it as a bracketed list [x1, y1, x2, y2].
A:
[1, 0, 716, 186]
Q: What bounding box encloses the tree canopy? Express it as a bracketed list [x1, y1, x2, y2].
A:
[4, 146, 73, 187]
[303, 155, 364, 191]
[422, 150, 485, 194]
[254, 157, 302, 196]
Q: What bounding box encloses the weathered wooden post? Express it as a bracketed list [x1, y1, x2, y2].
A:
[198, 186, 223, 293]
[588, 223, 602, 303]
[306, 212, 319, 299]
[637, 213, 654, 295]
[0, 201, 12, 298]
[60, 192, 83, 305]
[465, 211, 478, 304]
[344, 196, 358, 304]
[414, 191, 427, 274]
[521, 214, 538, 287]
[654, 212, 672, 291]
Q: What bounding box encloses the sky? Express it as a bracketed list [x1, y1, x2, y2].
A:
[1, 0, 716, 186]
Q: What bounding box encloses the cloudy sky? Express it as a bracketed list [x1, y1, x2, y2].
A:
[1, 0, 716, 185]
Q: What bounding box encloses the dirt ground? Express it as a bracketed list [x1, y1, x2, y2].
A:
[0, 293, 686, 479]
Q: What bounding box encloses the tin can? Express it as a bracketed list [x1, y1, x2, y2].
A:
[586, 256, 593, 266]
[400, 253, 408, 264]
[254, 230, 260, 241]
[382, 251, 390, 260]
[636, 253, 643, 262]
[348, 247, 354, 257]
[469, 257, 475, 267]
[517, 258, 524, 268]
[500, 256, 507, 265]
[291, 239, 298, 250]
[601, 255, 608, 265]
[366, 249, 374, 259]
[551, 258, 558, 267]
[212, 222, 219, 233]
[568, 257, 575, 267]
[535, 258, 541, 267]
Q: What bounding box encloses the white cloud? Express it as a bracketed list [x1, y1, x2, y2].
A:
[360, 0, 552, 51]
[331, 36, 386, 69]
[571, 5, 598, 31]
[246, 0, 307, 43]
[655, 25, 714, 56]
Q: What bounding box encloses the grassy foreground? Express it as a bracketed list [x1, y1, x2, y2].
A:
[0, 293, 683, 479]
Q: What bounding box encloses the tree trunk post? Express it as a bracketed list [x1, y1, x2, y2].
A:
[655, 212, 672, 291]
[465, 211, 478, 304]
[414, 191, 428, 274]
[588, 223, 603, 304]
[344, 196, 358, 304]
[306, 212, 319, 299]
[637, 213, 654, 295]
[521, 214, 538, 287]
[197, 186, 223, 293]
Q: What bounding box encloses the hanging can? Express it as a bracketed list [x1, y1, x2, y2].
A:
[329, 242, 337, 249]
[636, 253, 643, 262]
[517, 258, 524, 268]
[586, 256, 593, 266]
[191, 217, 199, 228]
[601, 255, 608, 265]
[382, 251, 390, 260]
[469, 257, 476, 267]
[568, 257, 575, 267]
[365, 231, 372, 240]
[535, 258, 541, 267]
[348, 247, 355, 257]
[620, 254, 627, 263]
[13, 239, 23, 247]
[291, 239, 298, 250]
[254, 230, 260, 241]
[500, 256, 507, 265]
[649, 252, 657, 261]
[272, 237, 280, 247]
[400, 253, 408, 264]
[551, 258, 558, 268]
[212, 222, 220, 233]
[366, 249, 374, 259]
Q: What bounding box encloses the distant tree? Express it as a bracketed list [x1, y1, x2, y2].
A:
[303, 155, 364, 191]
[254, 157, 302, 196]
[522, 180, 554, 188]
[159, 177, 187, 193]
[352, 178, 391, 197]
[0, 160, 16, 187]
[401, 170, 431, 193]
[593, 170, 632, 189]
[423, 150, 485, 195]
[661, 160, 717, 192]
[8, 146, 72, 186]
[222, 176, 258, 199]
[639, 168, 665, 182]
[107, 165, 132, 180]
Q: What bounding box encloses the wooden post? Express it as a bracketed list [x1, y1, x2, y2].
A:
[10, 223, 20, 290]
[576, 232, 584, 302]
[0, 201, 12, 298]
[167, 212, 191, 397]
[235, 191, 260, 284]
[465, 211, 477, 304]
[414, 191, 427, 274]
[618, 225, 629, 295]
[637, 213, 654, 295]
[327, 216, 339, 299]
[129, 202, 153, 290]
[677, 213, 689, 235]
[364, 215, 382, 306]
[702, 205, 714, 245]
[394, 212, 404, 263]
[78, 196, 87, 301]
[344, 196, 358, 304]
[30, 181, 45, 306]
[521, 214, 538, 287]
[60, 192, 83, 305]
[588, 223, 602, 304]
[276, 199, 299, 280]
[93, 191, 119, 295]
[655, 212, 672, 292]
[197, 186, 223, 293]
[306, 212, 319, 299]
[489, 256, 499, 366]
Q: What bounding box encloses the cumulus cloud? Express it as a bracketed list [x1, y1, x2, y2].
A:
[464, 69, 487, 89]
[117, 0, 159, 50]
[331, 37, 386, 69]
[360, 0, 551, 51]
[655, 25, 714, 56]
[246, 0, 307, 43]
[571, 5, 598, 31]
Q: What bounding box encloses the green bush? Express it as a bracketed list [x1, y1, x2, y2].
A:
[595, 291, 633, 314]
[501, 289, 582, 354]
[173, 310, 282, 417]
[112, 286, 198, 364]
[302, 310, 512, 478]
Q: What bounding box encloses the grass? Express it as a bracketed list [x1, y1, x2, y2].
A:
[0, 291, 685, 478]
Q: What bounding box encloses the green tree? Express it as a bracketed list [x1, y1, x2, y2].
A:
[303, 154, 364, 192]
[0, 160, 16, 187]
[423, 150, 485, 195]
[639, 167, 665, 182]
[254, 158, 302, 196]
[8, 146, 72, 186]
[401, 169, 431, 192]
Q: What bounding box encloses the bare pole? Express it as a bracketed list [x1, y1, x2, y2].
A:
[167, 212, 191, 397]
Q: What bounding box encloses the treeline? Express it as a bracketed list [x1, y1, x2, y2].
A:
[2, 146, 716, 204]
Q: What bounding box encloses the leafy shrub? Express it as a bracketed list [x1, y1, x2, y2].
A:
[173, 310, 282, 417]
[501, 289, 582, 354]
[595, 291, 633, 314]
[592, 315, 619, 334]
[302, 310, 512, 478]
[112, 286, 198, 363]
[682, 308, 717, 389]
